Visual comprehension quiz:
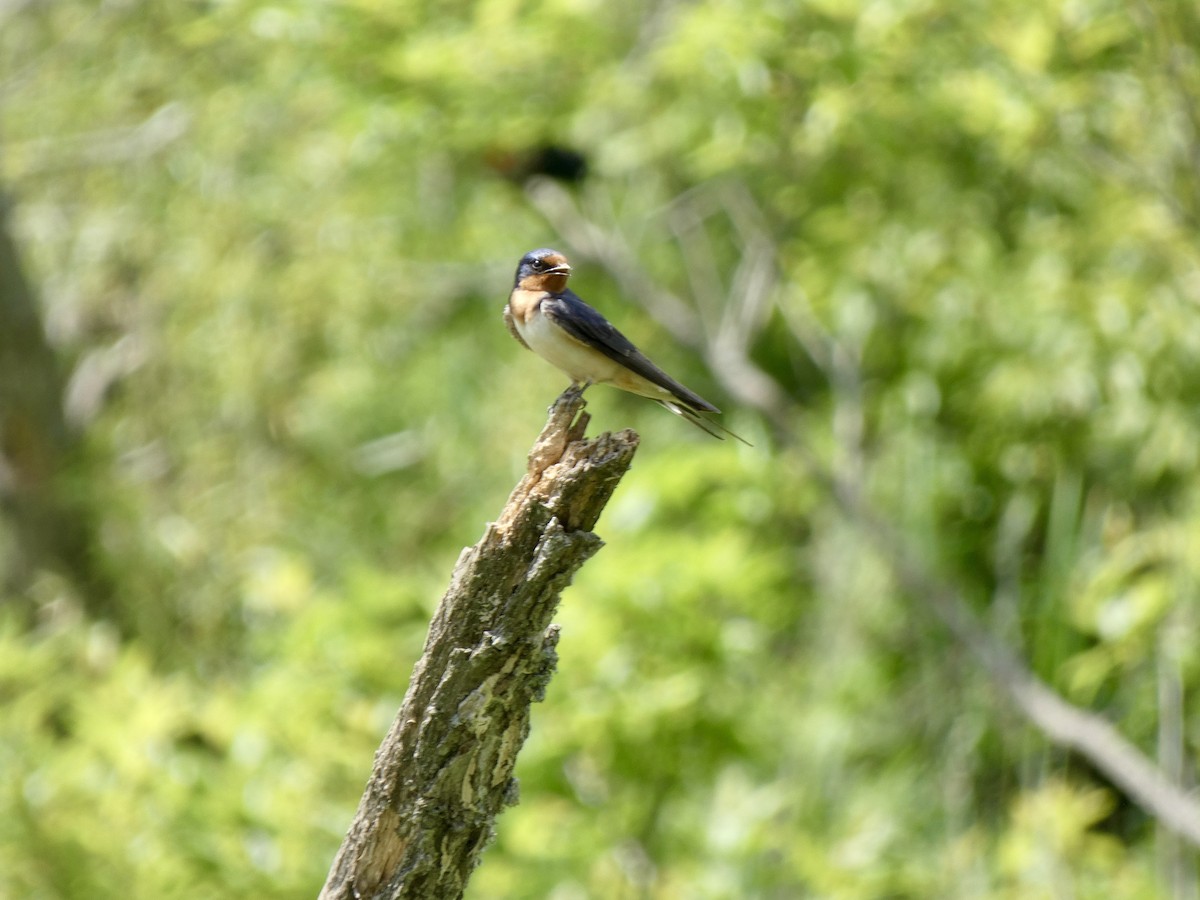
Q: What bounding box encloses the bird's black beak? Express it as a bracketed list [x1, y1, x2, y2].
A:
[547, 263, 572, 276]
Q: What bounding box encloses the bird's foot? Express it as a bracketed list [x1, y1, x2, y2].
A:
[563, 381, 591, 401]
[551, 381, 591, 410]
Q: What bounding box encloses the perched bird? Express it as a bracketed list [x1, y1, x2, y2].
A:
[504, 248, 748, 443]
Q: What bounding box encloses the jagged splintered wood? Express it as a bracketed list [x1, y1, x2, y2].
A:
[320, 391, 639, 900]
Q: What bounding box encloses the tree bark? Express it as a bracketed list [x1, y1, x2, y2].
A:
[0, 192, 114, 617]
[320, 391, 639, 900]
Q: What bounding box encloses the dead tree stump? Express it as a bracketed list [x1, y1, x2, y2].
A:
[321, 391, 639, 899]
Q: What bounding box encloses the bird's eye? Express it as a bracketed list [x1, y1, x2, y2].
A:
[531, 259, 545, 270]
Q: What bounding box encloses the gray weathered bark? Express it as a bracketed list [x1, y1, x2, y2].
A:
[320, 390, 639, 900]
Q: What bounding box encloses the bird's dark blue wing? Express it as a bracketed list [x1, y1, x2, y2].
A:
[541, 290, 718, 413]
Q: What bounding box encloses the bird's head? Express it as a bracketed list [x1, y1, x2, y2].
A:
[514, 248, 572, 293]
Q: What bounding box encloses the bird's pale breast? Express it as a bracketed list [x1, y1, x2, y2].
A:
[515, 302, 625, 385]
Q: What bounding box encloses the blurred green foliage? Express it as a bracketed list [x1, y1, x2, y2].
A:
[2, 0, 1199, 896]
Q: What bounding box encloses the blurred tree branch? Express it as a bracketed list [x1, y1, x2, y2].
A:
[528, 179, 1200, 847]
[4, 103, 190, 178]
[321, 392, 639, 900]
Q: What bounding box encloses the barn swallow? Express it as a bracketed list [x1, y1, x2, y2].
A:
[504, 248, 748, 443]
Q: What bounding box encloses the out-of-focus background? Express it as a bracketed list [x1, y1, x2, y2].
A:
[3, 1, 1199, 896]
